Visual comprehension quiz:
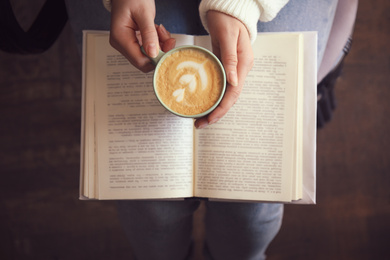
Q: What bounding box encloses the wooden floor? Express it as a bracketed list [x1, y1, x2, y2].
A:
[1, 1, 389, 259]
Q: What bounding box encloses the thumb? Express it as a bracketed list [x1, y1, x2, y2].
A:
[136, 13, 159, 58]
[219, 41, 239, 87]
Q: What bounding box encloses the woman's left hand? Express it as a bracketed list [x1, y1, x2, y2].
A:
[195, 11, 254, 129]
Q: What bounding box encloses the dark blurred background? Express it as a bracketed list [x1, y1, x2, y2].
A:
[0, 0, 389, 259]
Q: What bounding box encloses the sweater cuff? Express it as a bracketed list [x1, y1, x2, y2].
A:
[199, 0, 261, 43]
[199, 0, 289, 43]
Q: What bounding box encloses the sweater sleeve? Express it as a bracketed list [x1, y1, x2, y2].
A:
[199, 0, 289, 43]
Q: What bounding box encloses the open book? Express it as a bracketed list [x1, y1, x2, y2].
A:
[80, 30, 317, 203]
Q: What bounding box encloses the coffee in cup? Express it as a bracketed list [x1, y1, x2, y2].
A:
[143, 46, 226, 118]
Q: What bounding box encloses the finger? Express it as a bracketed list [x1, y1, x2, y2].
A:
[194, 80, 242, 129]
[109, 3, 155, 72]
[213, 41, 253, 117]
[218, 33, 239, 87]
[194, 77, 243, 129]
[157, 24, 176, 52]
[156, 24, 171, 42]
[134, 11, 159, 58]
[110, 26, 155, 72]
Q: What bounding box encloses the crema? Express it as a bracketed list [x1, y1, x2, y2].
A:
[155, 48, 224, 116]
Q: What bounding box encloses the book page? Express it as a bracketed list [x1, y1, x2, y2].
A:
[293, 34, 304, 201]
[298, 32, 317, 204]
[194, 33, 303, 202]
[80, 32, 99, 199]
[194, 36, 213, 50]
[86, 32, 195, 199]
[172, 34, 195, 46]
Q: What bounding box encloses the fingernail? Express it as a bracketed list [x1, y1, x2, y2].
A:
[147, 43, 158, 58]
[209, 117, 220, 125]
[228, 71, 238, 87]
[196, 121, 209, 129]
[159, 24, 168, 35]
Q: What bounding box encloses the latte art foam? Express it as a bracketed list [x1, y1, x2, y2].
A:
[155, 48, 224, 116]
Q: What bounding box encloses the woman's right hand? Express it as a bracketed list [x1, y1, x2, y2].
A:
[109, 0, 175, 72]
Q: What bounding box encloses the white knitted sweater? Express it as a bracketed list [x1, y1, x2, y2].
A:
[103, 0, 289, 43]
[199, 0, 289, 43]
